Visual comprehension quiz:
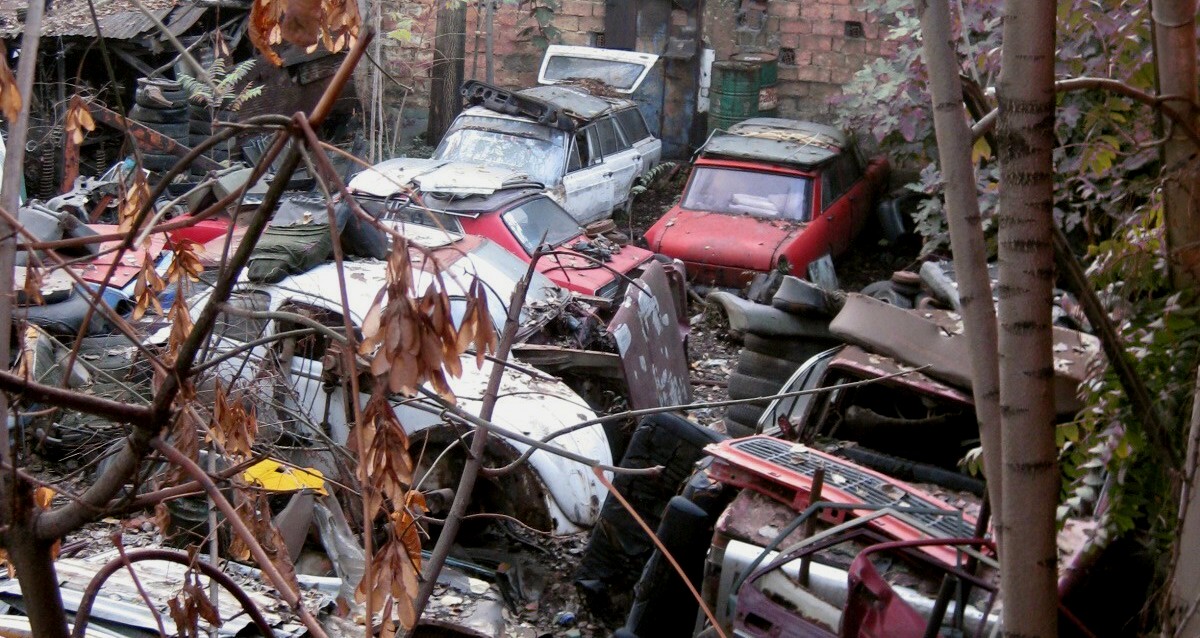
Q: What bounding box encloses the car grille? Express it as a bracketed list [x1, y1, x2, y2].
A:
[706, 436, 974, 540]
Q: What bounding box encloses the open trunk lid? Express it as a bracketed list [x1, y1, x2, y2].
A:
[537, 45, 659, 94]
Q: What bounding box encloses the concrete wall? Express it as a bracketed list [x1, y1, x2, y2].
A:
[377, 0, 893, 147]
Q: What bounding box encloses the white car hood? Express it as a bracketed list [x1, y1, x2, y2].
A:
[348, 158, 533, 198]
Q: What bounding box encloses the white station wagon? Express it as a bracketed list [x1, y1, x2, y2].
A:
[434, 45, 662, 226]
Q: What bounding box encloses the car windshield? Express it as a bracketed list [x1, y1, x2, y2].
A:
[502, 197, 583, 254]
[435, 116, 567, 185]
[681, 167, 814, 221]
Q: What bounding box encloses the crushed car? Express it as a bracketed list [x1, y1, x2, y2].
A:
[346, 158, 669, 302]
[433, 45, 662, 225]
[188, 253, 613, 535]
[644, 118, 890, 289]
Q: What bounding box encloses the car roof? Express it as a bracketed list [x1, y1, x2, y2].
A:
[702, 118, 847, 168]
[517, 85, 634, 121]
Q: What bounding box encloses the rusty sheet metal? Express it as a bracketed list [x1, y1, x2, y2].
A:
[87, 100, 224, 172]
[607, 260, 691, 409]
[830, 293, 1103, 414]
[829, 345, 973, 407]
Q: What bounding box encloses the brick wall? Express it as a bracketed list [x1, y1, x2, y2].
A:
[376, 0, 893, 146]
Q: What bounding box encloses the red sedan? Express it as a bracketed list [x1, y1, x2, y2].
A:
[644, 118, 889, 289]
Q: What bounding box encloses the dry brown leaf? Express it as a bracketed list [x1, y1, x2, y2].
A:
[228, 488, 299, 593]
[132, 256, 166, 321]
[119, 171, 150, 234]
[357, 393, 414, 519]
[21, 263, 44, 306]
[65, 96, 96, 146]
[249, 0, 285, 65]
[169, 573, 221, 638]
[250, 0, 359, 66]
[281, 0, 322, 46]
[166, 239, 204, 284]
[209, 382, 257, 458]
[0, 42, 21, 123]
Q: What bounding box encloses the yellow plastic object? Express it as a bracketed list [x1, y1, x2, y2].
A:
[243, 459, 327, 495]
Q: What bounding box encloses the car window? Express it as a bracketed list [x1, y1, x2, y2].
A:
[357, 196, 465, 234]
[543, 56, 647, 90]
[570, 127, 602, 171]
[614, 108, 651, 143]
[821, 154, 862, 210]
[435, 116, 567, 185]
[501, 197, 583, 253]
[681, 167, 814, 221]
[594, 118, 627, 156]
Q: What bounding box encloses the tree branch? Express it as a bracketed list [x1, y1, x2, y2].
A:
[972, 76, 1200, 149]
[0, 369, 152, 423]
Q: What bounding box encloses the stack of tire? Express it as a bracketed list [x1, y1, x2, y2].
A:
[131, 78, 190, 174]
[719, 277, 841, 437]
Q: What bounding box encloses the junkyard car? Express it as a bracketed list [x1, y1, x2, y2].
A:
[191, 245, 612, 534]
[348, 158, 666, 300]
[643, 118, 890, 289]
[433, 45, 661, 225]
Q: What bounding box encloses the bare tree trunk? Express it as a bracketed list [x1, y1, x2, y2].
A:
[1167, 366, 1200, 636]
[1152, 0, 1200, 289]
[427, 0, 466, 144]
[0, 4, 69, 637]
[996, 1, 1059, 635]
[915, 0, 1004, 533]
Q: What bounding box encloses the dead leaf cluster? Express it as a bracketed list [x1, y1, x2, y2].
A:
[0, 42, 20, 123]
[249, 0, 360, 66]
[210, 382, 259, 459]
[65, 96, 96, 145]
[359, 238, 497, 402]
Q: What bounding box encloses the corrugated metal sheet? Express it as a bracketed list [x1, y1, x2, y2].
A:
[0, 0, 206, 41]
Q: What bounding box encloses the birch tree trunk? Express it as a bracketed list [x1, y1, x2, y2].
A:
[995, 1, 1059, 635]
[915, 0, 1004, 535]
[1153, 0, 1200, 289]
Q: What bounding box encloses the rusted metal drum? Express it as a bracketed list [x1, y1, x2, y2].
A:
[731, 50, 780, 114]
[709, 60, 761, 134]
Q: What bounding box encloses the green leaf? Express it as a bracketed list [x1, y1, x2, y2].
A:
[533, 6, 554, 26]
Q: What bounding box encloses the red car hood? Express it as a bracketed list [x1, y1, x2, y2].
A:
[538, 234, 653, 296]
[647, 208, 800, 272]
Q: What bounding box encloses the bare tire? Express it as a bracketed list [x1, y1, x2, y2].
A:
[737, 348, 801, 381]
[743, 333, 836, 364]
[727, 372, 782, 407]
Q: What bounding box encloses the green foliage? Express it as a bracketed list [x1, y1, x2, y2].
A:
[629, 161, 680, 198]
[180, 57, 262, 115]
[509, 0, 561, 49]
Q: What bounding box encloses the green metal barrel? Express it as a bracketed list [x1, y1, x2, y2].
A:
[709, 60, 761, 135]
[731, 50, 779, 115]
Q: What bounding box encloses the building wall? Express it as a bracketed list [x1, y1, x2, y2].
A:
[377, 0, 893, 147]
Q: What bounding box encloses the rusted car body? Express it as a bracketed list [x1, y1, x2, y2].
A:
[644, 119, 889, 288]
[434, 45, 662, 225]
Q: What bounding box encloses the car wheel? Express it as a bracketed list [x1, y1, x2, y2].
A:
[737, 348, 802, 380]
[727, 372, 783, 407]
[743, 333, 837, 365]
